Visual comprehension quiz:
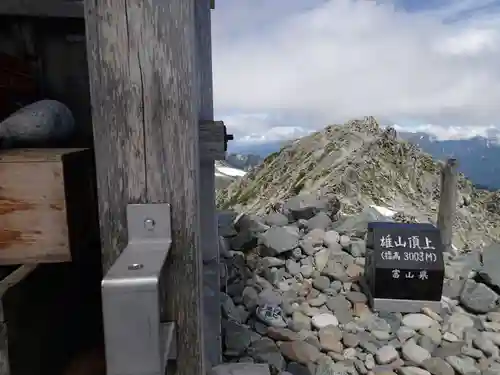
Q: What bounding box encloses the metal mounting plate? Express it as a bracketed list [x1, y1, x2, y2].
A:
[102, 203, 176, 375]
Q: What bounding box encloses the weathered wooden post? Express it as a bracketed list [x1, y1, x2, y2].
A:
[437, 158, 458, 253]
[196, 0, 223, 367]
[84, 0, 214, 373]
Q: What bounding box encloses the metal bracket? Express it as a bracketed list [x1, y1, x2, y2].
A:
[101, 204, 176, 375]
[223, 124, 234, 152]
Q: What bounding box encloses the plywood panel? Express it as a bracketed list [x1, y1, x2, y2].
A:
[0, 149, 96, 264]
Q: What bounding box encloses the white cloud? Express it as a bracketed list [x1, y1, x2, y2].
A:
[393, 123, 499, 140]
[437, 28, 498, 55]
[211, 0, 500, 144]
[219, 112, 313, 144]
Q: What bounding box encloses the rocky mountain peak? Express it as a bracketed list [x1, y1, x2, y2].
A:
[217, 117, 500, 251]
[345, 116, 381, 135]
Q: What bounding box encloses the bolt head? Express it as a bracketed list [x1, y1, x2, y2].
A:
[128, 263, 144, 270]
[144, 218, 155, 230]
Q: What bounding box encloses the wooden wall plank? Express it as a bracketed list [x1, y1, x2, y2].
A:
[84, 0, 147, 272]
[0, 149, 97, 265]
[196, 0, 222, 367]
[199, 120, 226, 161]
[84, 0, 206, 374]
[136, 1, 205, 373]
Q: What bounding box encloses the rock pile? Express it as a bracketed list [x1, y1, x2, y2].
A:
[211, 194, 500, 375]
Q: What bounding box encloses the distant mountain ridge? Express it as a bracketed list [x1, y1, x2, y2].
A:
[398, 132, 500, 190]
[225, 153, 263, 171]
[228, 141, 285, 157]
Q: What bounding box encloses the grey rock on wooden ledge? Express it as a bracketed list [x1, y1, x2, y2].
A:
[0, 100, 75, 147]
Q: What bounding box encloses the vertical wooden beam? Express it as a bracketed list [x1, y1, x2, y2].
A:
[196, 0, 221, 367]
[83, 0, 147, 271]
[139, 1, 205, 374]
[437, 158, 458, 253]
[84, 0, 205, 374]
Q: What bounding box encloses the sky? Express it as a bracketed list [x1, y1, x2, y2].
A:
[210, 0, 500, 148]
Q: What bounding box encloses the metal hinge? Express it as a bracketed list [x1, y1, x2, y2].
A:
[101, 204, 176, 375]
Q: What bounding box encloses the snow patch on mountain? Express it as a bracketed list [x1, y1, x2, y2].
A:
[215, 161, 247, 189]
[215, 161, 247, 177]
[370, 204, 397, 218]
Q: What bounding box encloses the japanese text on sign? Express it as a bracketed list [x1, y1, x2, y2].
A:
[380, 234, 435, 250]
[380, 250, 437, 263]
[391, 269, 429, 280]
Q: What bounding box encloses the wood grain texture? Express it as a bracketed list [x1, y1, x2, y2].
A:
[84, 0, 206, 373]
[199, 120, 226, 160]
[196, 0, 222, 367]
[139, 1, 206, 373]
[0, 149, 96, 264]
[437, 158, 458, 253]
[84, 0, 147, 272]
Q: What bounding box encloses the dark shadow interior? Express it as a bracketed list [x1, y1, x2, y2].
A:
[0, 16, 92, 147]
[0, 14, 104, 375]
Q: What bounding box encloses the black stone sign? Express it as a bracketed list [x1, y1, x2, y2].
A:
[364, 222, 444, 304]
